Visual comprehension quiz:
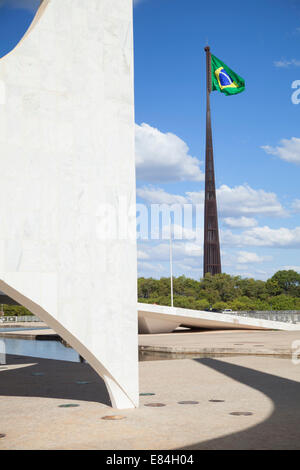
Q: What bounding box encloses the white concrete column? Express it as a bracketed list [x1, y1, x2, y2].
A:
[0, 0, 138, 409]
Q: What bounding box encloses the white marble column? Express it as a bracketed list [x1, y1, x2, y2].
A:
[0, 0, 138, 409]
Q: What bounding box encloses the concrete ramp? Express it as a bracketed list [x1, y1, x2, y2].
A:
[138, 303, 300, 334]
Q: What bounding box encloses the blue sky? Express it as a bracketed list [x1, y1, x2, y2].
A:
[135, 0, 300, 281]
[1, 0, 300, 281]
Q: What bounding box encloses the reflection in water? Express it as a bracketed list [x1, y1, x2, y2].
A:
[3, 338, 80, 363]
[3, 337, 238, 364]
[3, 336, 288, 364]
[0, 327, 49, 333]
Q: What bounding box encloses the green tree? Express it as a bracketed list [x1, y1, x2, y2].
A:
[137, 271, 300, 312]
[268, 270, 300, 296]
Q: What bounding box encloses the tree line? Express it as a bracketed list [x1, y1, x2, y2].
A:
[1, 269, 300, 316]
[138, 270, 300, 311]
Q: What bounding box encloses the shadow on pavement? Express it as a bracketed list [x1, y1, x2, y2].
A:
[180, 358, 300, 450]
[0, 354, 112, 407]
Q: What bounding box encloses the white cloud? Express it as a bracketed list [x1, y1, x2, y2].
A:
[176, 258, 203, 273]
[135, 123, 204, 183]
[162, 224, 198, 241]
[158, 241, 202, 259]
[283, 266, 300, 272]
[138, 240, 274, 280]
[139, 240, 203, 263]
[292, 199, 300, 212]
[181, 184, 285, 218]
[137, 187, 188, 205]
[222, 226, 300, 248]
[137, 223, 299, 280]
[137, 249, 149, 260]
[223, 249, 271, 268]
[223, 216, 258, 228]
[185, 191, 205, 205]
[262, 137, 300, 165]
[183, 241, 203, 256]
[216, 185, 286, 217]
[236, 251, 270, 264]
[138, 184, 285, 218]
[138, 261, 164, 275]
[274, 59, 300, 68]
[137, 240, 204, 278]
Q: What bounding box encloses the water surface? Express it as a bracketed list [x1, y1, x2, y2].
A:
[3, 337, 80, 363]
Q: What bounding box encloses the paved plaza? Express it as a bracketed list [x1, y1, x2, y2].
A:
[0, 349, 300, 449]
[139, 329, 300, 357]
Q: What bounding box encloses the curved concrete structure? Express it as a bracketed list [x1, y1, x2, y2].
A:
[0, 0, 138, 409]
[138, 303, 300, 333]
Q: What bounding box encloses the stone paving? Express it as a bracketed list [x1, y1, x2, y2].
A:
[139, 329, 300, 357]
[0, 352, 300, 449]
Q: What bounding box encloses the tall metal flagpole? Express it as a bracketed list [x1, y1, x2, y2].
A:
[169, 216, 174, 307]
[203, 46, 222, 276]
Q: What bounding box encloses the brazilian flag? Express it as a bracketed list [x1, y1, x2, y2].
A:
[211, 54, 245, 96]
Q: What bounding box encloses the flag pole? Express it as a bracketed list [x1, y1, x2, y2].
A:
[203, 46, 222, 277]
[169, 215, 174, 308]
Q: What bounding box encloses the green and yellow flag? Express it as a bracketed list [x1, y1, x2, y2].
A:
[211, 54, 245, 96]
